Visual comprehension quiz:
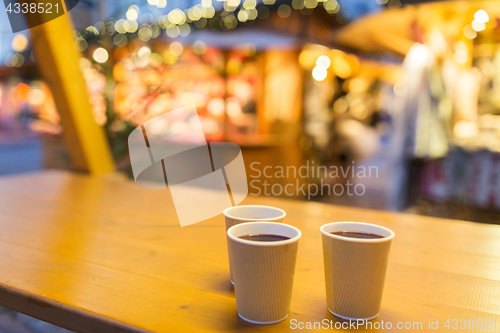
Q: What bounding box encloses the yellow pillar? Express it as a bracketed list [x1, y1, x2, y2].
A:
[21, 1, 115, 175]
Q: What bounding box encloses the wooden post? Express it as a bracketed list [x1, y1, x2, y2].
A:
[21, 1, 115, 175]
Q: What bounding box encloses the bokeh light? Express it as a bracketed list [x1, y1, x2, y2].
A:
[242, 43, 256, 56]
[29, 88, 47, 105]
[192, 41, 207, 55]
[93, 48, 109, 63]
[304, 0, 318, 9]
[188, 6, 202, 21]
[471, 20, 485, 32]
[126, 7, 138, 21]
[12, 34, 28, 52]
[168, 9, 186, 25]
[312, 66, 327, 81]
[238, 10, 249, 23]
[86, 26, 99, 35]
[208, 98, 225, 116]
[73, 38, 88, 52]
[463, 24, 477, 39]
[113, 34, 128, 47]
[277, 4, 291, 18]
[247, 8, 258, 20]
[243, 0, 256, 9]
[169, 42, 184, 56]
[127, 20, 139, 33]
[15, 83, 31, 103]
[166, 24, 180, 38]
[114, 19, 127, 34]
[257, 6, 270, 19]
[316, 55, 331, 69]
[474, 10, 489, 23]
[324, 0, 339, 14]
[224, 15, 238, 29]
[7, 53, 25, 67]
[179, 23, 191, 36]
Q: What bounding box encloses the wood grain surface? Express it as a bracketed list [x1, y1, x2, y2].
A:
[0, 171, 499, 332]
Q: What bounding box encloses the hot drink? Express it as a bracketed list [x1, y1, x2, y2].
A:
[321, 222, 395, 320]
[331, 231, 384, 239]
[239, 234, 290, 242]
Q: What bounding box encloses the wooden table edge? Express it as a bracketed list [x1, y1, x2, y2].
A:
[0, 282, 153, 333]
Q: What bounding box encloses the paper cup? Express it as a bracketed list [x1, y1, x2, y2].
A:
[321, 222, 395, 321]
[227, 222, 301, 324]
[223, 205, 286, 284]
[223, 205, 286, 230]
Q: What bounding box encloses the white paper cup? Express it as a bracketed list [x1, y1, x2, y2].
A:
[321, 222, 395, 321]
[223, 205, 286, 284]
[223, 205, 286, 230]
[227, 222, 301, 324]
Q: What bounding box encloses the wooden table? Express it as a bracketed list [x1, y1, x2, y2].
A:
[0, 171, 499, 332]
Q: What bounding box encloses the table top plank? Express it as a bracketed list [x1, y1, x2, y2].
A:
[0, 240, 320, 333]
[0, 171, 499, 332]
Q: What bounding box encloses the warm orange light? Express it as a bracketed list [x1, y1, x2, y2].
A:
[15, 83, 31, 103]
[12, 34, 28, 52]
[29, 88, 46, 105]
[299, 50, 316, 68]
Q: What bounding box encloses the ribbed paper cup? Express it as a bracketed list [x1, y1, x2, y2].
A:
[223, 205, 286, 230]
[321, 222, 395, 321]
[227, 222, 301, 324]
[223, 205, 286, 284]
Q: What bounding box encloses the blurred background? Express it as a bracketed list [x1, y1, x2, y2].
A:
[1, 0, 500, 224]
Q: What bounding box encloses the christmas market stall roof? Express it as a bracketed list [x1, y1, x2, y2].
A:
[330, 0, 500, 58]
[181, 0, 382, 50]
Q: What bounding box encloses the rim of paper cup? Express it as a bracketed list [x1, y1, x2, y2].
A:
[320, 222, 395, 243]
[328, 309, 378, 321]
[223, 205, 286, 222]
[238, 313, 288, 324]
[227, 222, 301, 247]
